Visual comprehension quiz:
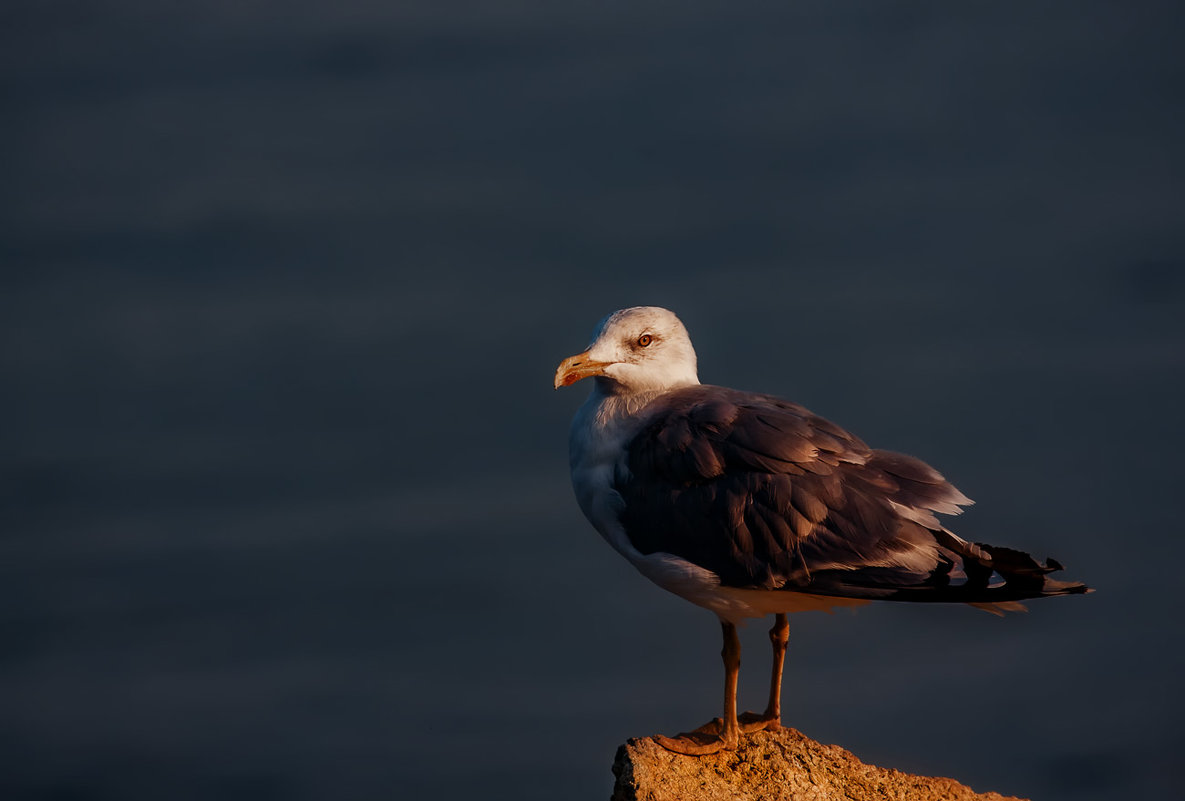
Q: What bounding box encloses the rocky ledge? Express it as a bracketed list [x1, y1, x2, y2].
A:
[611, 728, 1027, 801]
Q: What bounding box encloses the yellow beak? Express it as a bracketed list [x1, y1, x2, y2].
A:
[554, 351, 613, 389]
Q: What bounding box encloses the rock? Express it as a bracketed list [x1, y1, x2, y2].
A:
[610, 728, 1027, 801]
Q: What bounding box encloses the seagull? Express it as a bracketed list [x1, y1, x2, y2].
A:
[554, 306, 1089, 756]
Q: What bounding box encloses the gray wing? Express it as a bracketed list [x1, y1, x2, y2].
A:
[615, 385, 1085, 603]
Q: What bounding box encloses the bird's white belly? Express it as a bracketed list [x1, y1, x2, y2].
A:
[630, 549, 869, 624]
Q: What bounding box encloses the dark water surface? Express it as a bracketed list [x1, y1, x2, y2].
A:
[3, 2, 1183, 799]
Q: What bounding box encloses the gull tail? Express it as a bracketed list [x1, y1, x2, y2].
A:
[803, 528, 1092, 612]
[932, 529, 1092, 614]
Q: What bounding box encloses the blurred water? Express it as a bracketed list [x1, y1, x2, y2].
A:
[2, 2, 1183, 799]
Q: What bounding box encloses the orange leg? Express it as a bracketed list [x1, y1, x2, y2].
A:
[743, 612, 789, 731]
[654, 620, 742, 755]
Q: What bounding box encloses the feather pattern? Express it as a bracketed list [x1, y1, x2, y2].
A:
[614, 384, 1086, 605]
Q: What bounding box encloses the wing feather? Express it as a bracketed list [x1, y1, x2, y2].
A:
[615, 385, 1086, 603]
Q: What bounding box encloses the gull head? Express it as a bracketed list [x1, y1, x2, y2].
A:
[554, 306, 700, 394]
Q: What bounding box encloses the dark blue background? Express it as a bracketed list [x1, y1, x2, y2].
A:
[3, 2, 1183, 799]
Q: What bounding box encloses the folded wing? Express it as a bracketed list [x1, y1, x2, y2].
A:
[614, 385, 1087, 605]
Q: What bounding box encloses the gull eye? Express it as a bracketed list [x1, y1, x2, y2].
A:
[637, 334, 653, 347]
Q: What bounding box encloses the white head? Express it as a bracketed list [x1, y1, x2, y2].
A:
[553, 306, 700, 395]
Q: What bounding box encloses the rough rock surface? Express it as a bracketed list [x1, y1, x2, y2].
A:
[610, 728, 1027, 801]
